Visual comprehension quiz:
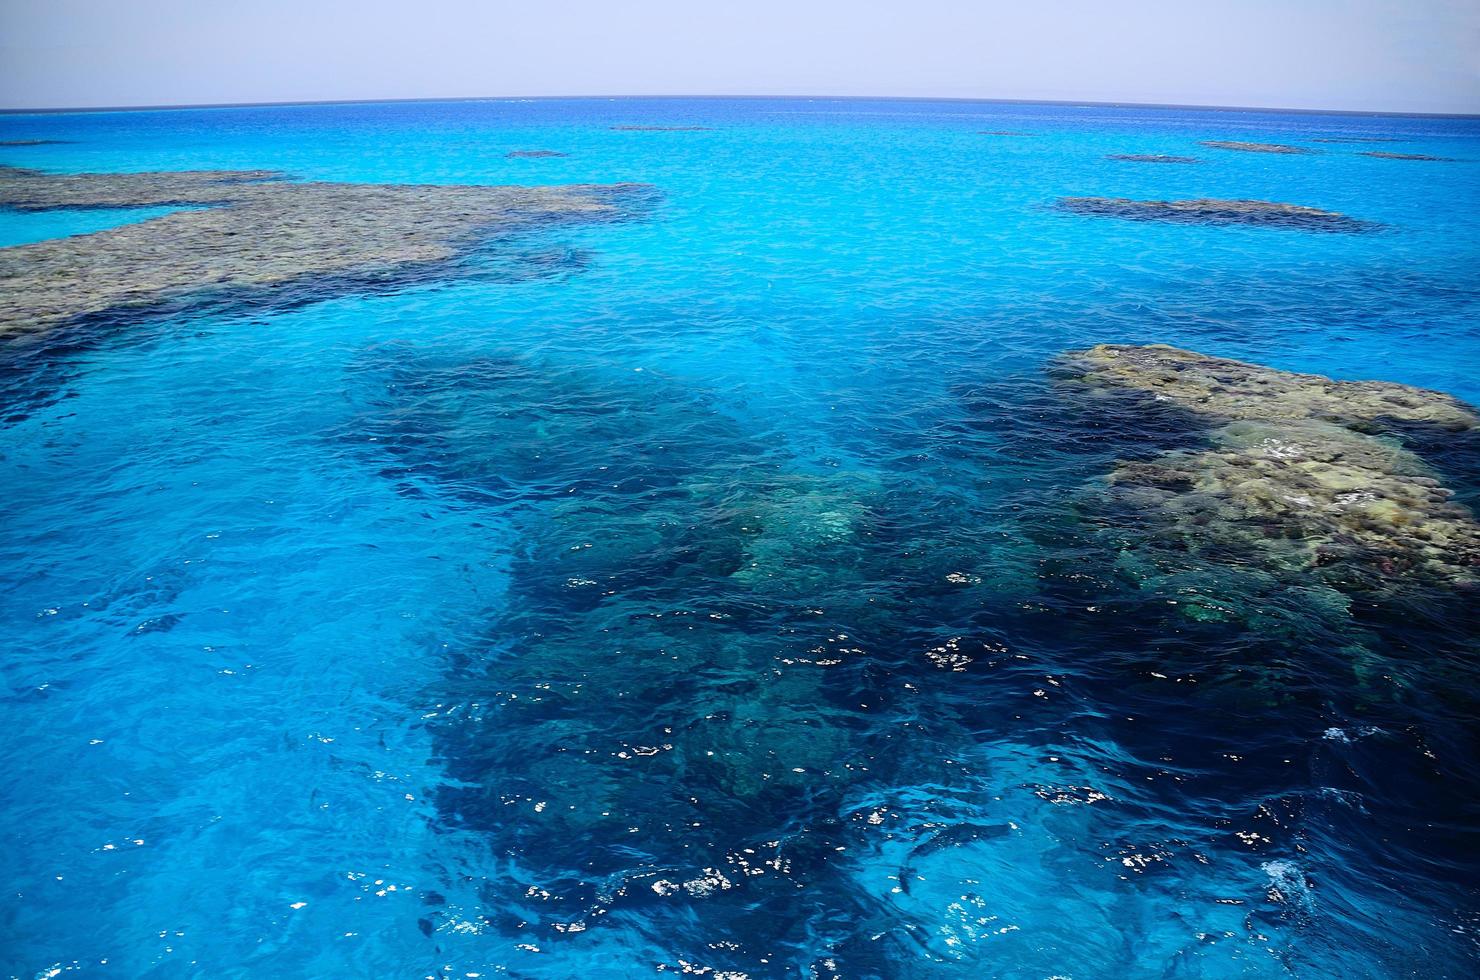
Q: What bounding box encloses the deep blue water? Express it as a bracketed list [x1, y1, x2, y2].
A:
[2, 97, 1479, 978]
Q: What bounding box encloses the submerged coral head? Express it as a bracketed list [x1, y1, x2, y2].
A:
[1056, 197, 1376, 233]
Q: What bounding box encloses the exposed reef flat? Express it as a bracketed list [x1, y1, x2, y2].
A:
[1057, 197, 1374, 233]
[0, 166, 283, 208]
[506, 149, 568, 158]
[1057, 344, 1477, 432]
[1361, 151, 1454, 161]
[0, 139, 72, 147]
[1106, 154, 1200, 164]
[0, 166, 647, 338]
[1056, 344, 1480, 592]
[1200, 140, 1314, 154]
[610, 125, 710, 132]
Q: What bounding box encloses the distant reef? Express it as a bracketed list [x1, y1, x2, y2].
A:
[1056, 196, 1375, 232]
[0, 165, 649, 338]
[1106, 154, 1200, 164]
[610, 125, 710, 132]
[506, 149, 568, 158]
[1361, 151, 1454, 162]
[1055, 344, 1480, 594]
[0, 139, 72, 147]
[1200, 140, 1314, 155]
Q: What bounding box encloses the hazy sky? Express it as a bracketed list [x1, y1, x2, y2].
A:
[2, 1, 1478, 114]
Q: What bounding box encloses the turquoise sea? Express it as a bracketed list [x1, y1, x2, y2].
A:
[1, 98, 1479, 978]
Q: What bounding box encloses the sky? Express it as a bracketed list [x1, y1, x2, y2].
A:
[1, 1, 1478, 114]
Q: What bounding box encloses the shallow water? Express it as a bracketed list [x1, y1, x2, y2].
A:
[1, 98, 1479, 978]
[0, 205, 193, 248]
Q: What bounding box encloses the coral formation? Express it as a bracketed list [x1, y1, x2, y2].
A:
[1360, 151, 1454, 161]
[1055, 344, 1480, 592]
[506, 149, 568, 158]
[1200, 140, 1314, 154]
[1056, 344, 1477, 432]
[0, 166, 647, 337]
[1106, 154, 1200, 163]
[1057, 197, 1374, 232]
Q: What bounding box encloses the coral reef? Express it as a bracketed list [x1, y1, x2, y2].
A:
[610, 125, 710, 132]
[1057, 197, 1374, 232]
[1360, 151, 1454, 161]
[1056, 344, 1477, 432]
[0, 139, 71, 147]
[1200, 140, 1314, 154]
[1106, 154, 1200, 163]
[505, 149, 568, 158]
[1055, 344, 1480, 592]
[0, 166, 648, 337]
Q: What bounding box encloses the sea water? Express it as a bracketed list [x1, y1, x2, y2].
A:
[1, 98, 1478, 978]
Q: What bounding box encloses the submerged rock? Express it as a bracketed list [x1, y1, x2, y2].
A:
[1361, 151, 1454, 161]
[1200, 140, 1314, 154]
[505, 149, 568, 158]
[1057, 196, 1374, 233]
[1108, 419, 1479, 588]
[1057, 344, 1477, 432]
[1056, 344, 1480, 591]
[610, 125, 711, 132]
[0, 166, 648, 337]
[1106, 154, 1200, 164]
[0, 139, 71, 147]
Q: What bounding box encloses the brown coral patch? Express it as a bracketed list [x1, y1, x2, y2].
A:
[1106, 154, 1200, 164]
[1056, 344, 1480, 591]
[1200, 140, 1314, 155]
[0, 166, 647, 338]
[1056, 197, 1374, 233]
[1360, 152, 1454, 162]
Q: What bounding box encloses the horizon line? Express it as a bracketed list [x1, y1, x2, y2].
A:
[3, 92, 1479, 120]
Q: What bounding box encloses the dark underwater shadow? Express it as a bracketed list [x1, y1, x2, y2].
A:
[335, 342, 1086, 973]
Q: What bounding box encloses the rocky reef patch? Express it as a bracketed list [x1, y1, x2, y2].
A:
[1053, 344, 1480, 596]
[1360, 151, 1455, 162]
[505, 149, 568, 158]
[0, 139, 72, 147]
[1201, 140, 1315, 154]
[1057, 196, 1375, 232]
[0, 165, 650, 338]
[1106, 154, 1200, 164]
[610, 125, 711, 132]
